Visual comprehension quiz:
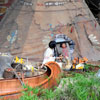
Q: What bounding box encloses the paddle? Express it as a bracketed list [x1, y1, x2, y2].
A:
[65, 43, 72, 70]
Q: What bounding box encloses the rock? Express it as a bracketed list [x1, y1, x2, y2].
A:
[0, 55, 13, 78]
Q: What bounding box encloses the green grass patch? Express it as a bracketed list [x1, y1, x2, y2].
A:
[20, 72, 100, 100]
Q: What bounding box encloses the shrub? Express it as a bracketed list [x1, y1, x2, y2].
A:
[65, 73, 100, 100]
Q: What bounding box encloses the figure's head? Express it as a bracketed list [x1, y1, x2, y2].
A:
[49, 41, 56, 49]
[60, 43, 66, 48]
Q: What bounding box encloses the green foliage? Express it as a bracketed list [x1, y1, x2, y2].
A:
[20, 85, 40, 100]
[84, 64, 93, 70]
[41, 89, 55, 100]
[20, 84, 57, 100]
[62, 79, 67, 88]
[98, 65, 100, 68]
[66, 73, 100, 100]
[20, 72, 100, 100]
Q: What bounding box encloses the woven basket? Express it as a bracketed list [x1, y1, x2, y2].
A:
[3, 68, 15, 79]
[11, 63, 23, 72]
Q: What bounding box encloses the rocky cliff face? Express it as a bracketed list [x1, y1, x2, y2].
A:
[0, 0, 100, 61]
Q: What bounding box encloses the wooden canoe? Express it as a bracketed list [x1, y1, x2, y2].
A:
[0, 61, 61, 100]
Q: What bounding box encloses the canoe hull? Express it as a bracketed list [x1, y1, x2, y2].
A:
[0, 61, 61, 100]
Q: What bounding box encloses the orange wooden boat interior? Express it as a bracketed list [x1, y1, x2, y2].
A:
[0, 61, 61, 100]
